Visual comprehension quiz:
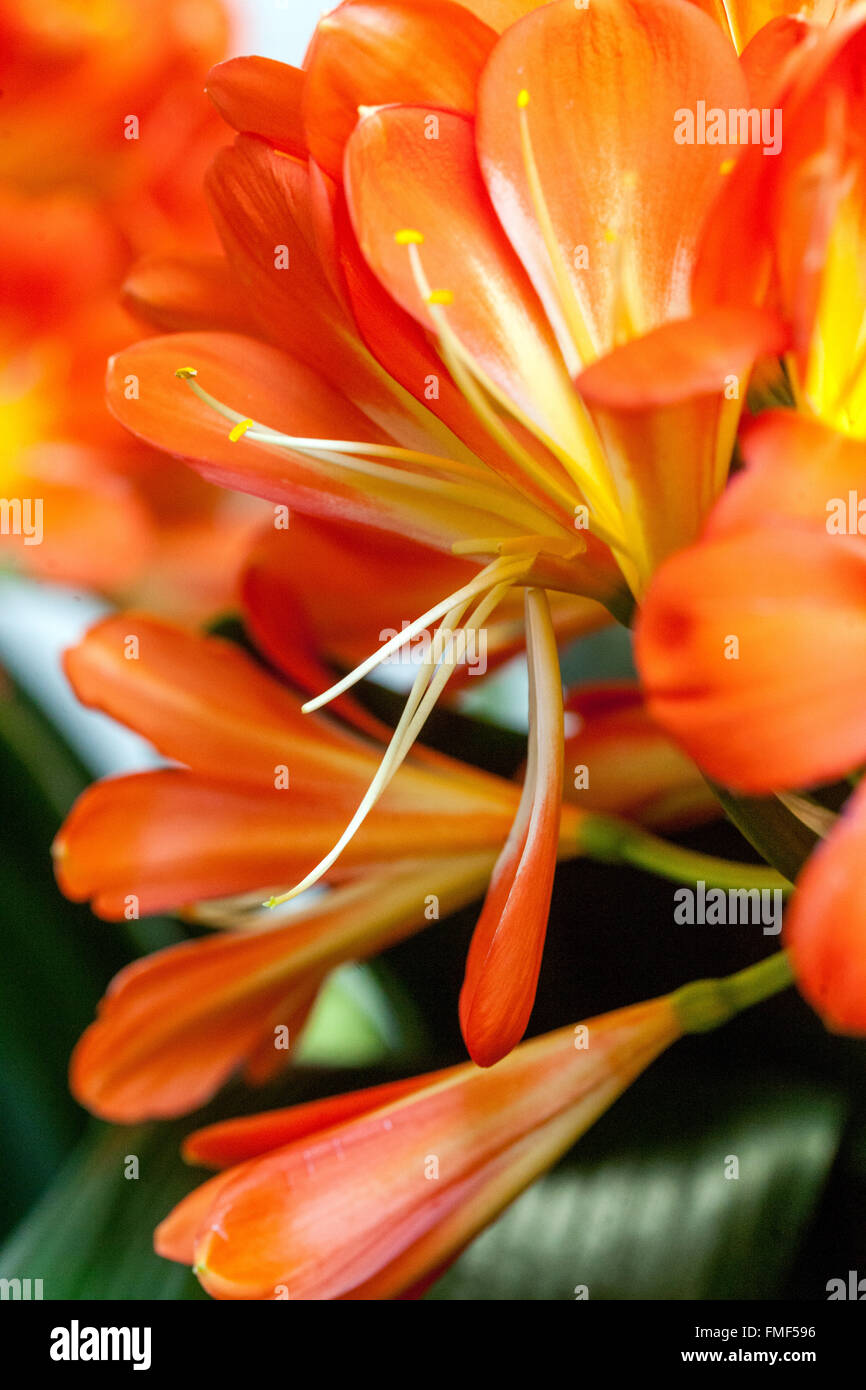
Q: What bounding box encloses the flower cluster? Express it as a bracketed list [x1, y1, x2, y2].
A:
[39, 0, 866, 1298]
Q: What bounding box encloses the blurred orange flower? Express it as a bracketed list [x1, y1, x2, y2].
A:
[637, 411, 866, 1032]
[0, 0, 263, 611]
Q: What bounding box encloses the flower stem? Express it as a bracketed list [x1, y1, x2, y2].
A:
[579, 815, 789, 893]
[672, 951, 795, 1034]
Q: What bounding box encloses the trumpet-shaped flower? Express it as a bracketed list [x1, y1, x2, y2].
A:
[154, 952, 792, 1300]
[55, 613, 726, 1116]
[100, 0, 788, 1060]
[157, 994, 684, 1299]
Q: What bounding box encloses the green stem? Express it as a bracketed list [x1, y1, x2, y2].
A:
[672, 951, 795, 1034]
[579, 815, 789, 893]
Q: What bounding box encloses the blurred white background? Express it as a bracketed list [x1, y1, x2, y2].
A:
[234, 0, 327, 60]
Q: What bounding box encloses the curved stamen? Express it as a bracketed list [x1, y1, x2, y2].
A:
[301, 554, 530, 713]
[174, 367, 555, 534]
[268, 557, 532, 907]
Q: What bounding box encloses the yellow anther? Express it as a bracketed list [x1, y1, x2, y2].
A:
[426, 289, 454, 306]
[229, 418, 253, 442]
[603, 227, 618, 243]
[175, 366, 198, 379]
[720, 157, 736, 175]
[517, 89, 530, 109]
[395, 229, 425, 245]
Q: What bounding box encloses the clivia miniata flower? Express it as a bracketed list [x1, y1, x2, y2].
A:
[55, 613, 722, 1117]
[9, 0, 853, 1306]
[101, 0, 794, 1063]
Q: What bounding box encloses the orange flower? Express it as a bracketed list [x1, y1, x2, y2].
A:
[636, 410, 866, 1030]
[112, 0, 783, 602]
[156, 994, 683, 1299]
[53, 611, 531, 1115]
[55, 612, 719, 1116]
[0, 0, 263, 613]
[101, 0, 788, 1060]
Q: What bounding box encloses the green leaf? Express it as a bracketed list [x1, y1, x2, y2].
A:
[0, 675, 182, 1237]
[0, 1066, 428, 1299]
[708, 783, 820, 884]
[427, 1067, 847, 1300]
[0, 1124, 207, 1301]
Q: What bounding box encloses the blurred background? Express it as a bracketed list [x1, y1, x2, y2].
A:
[1, 0, 865, 1301]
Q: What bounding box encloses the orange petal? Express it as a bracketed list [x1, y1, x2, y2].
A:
[122, 253, 255, 335]
[576, 308, 787, 589]
[785, 779, 866, 1034]
[476, 0, 749, 371]
[176, 999, 679, 1298]
[106, 331, 507, 551]
[331, 186, 561, 496]
[53, 771, 348, 918]
[62, 614, 372, 791]
[636, 528, 866, 792]
[70, 938, 323, 1123]
[204, 136, 458, 456]
[740, 16, 817, 105]
[301, 0, 497, 178]
[693, 4, 866, 378]
[53, 764, 510, 919]
[577, 308, 787, 412]
[707, 410, 866, 540]
[206, 56, 307, 155]
[155, 1168, 237, 1265]
[204, 138, 351, 373]
[184, 1074, 441, 1168]
[344, 104, 587, 471]
[69, 857, 495, 1121]
[459, 588, 564, 1067]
